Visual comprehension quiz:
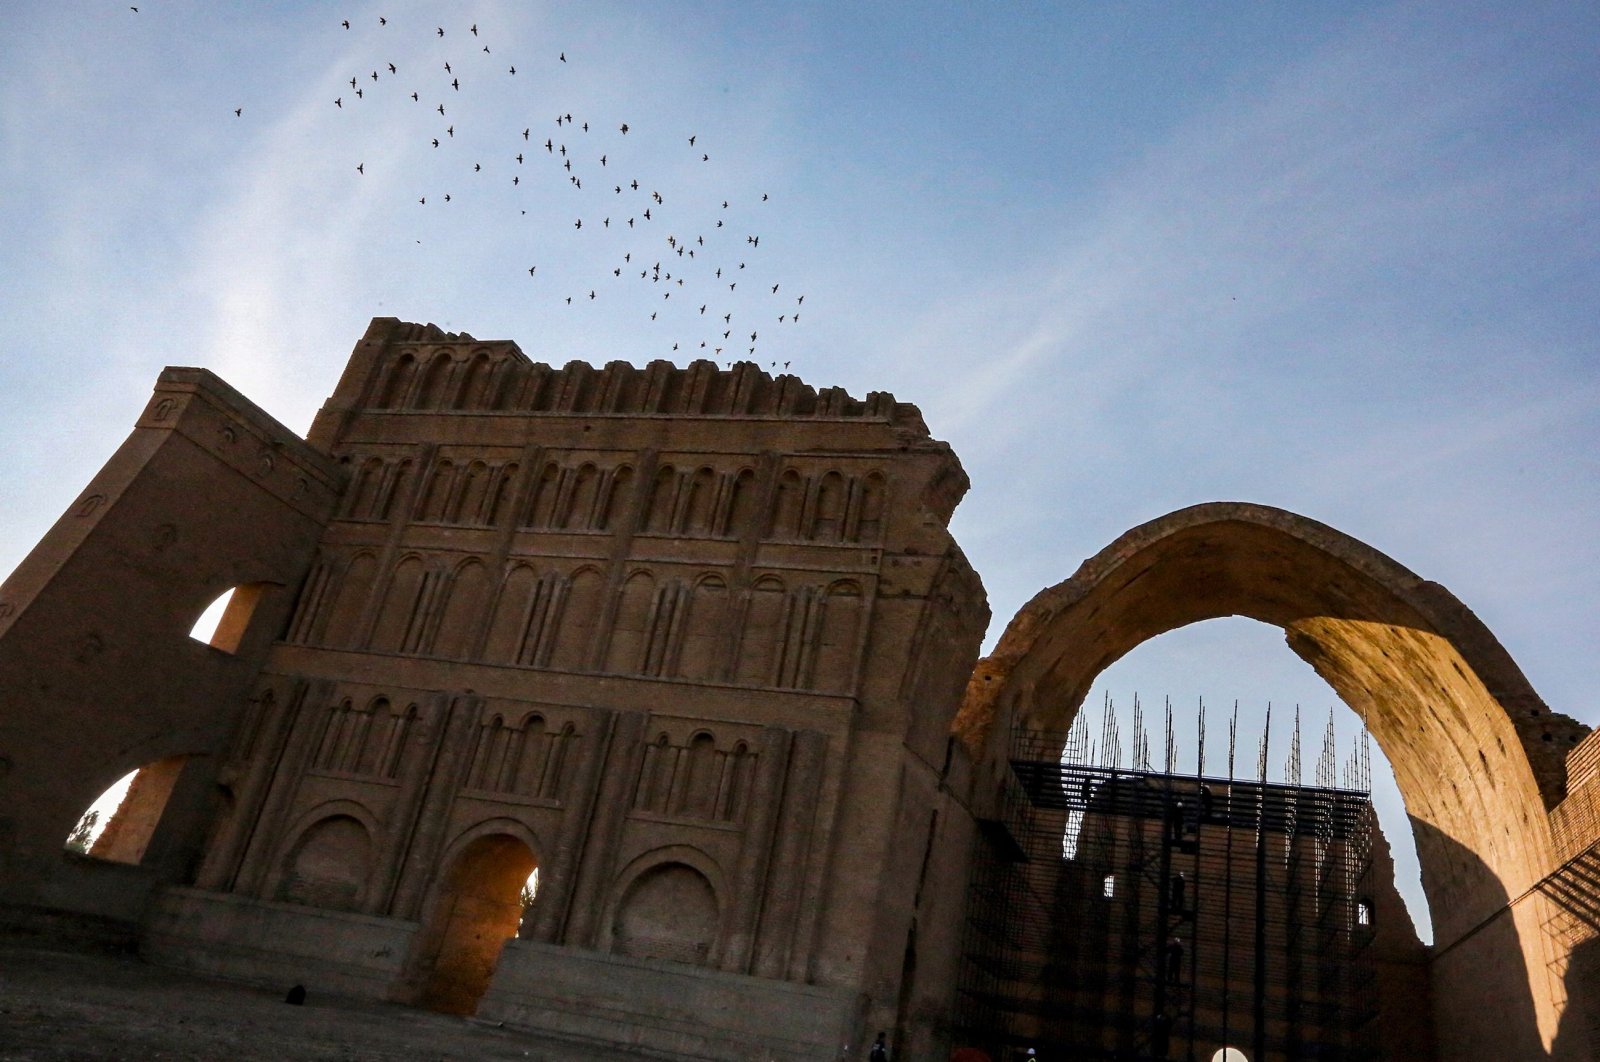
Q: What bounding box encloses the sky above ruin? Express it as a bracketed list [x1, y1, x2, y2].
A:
[2, 1, 1597, 941]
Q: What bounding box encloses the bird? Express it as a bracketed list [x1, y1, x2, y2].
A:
[614, 185, 621, 194]
[482, 46, 490, 54]
[437, 104, 444, 115]
[335, 97, 342, 107]
[355, 88, 363, 98]
[447, 125, 453, 137]
[356, 162, 364, 174]
[370, 70, 378, 81]
[509, 66, 515, 75]
[583, 122, 589, 131]
[234, 108, 242, 117]
[600, 155, 606, 166]
[512, 176, 519, 185]
[451, 78, 459, 90]
[619, 123, 629, 134]
[350, 77, 357, 88]
[379, 17, 386, 25]
[437, 26, 444, 36]
[628, 218, 634, 228]
[614, 268, 621, 276]
[432, 138, 439, 147]
[471, 23, 478, 35]
[574, 219, 582, 229]
[522, 128, 529, 140]
[688, 135, 696, 146]
[528, 266, 536, 275]
[771, 284, 779, 293]
[444, 194, 451, 202]
[762, 193, 769, 201]
[702, 154, 709, 162]
[516, 153, 523, 164]
[796, 295, 804, 304]
[412, 92, 419, 101]
[631, 179, 639, 190]
[650, 312, 657, 320]
[444, 62, 451, 73]
[700, 305, 707, 314]
[559, 52, 566, 62]
[603, 218, 610, 227]
[419, 196, 426, 204]
[474, 163, 481, 172]
[643, 208, 651, 220]
[341, 19, 350, 29]
[129, 5, 137, 10]
[388, 63, 396, 74]
[590, 290, 596, 300]
[545, 139, 552, 152]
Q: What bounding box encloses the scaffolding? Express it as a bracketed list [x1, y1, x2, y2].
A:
[955, 700, 1379, 1062]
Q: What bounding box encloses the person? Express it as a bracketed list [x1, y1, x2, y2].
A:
[869, 1031, 888, 1061]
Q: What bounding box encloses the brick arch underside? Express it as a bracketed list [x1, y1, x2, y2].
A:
[956, 502, 1587, 951]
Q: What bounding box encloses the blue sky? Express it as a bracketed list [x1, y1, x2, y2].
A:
[3, 1, 1597, 942]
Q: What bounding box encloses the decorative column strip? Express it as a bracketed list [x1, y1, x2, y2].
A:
[195, 677, 308, 891]
[524, 707, 617, 942]
[563, 709, 650, 947]
[363, 692, 452, 915]
[720, 726, 793, 973]
[387, 692, 482, 919]
[754, 729, 829, 979]
[232, 678, 337, 897]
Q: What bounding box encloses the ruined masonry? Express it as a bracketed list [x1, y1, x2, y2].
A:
[1, 318, 1597, 1061]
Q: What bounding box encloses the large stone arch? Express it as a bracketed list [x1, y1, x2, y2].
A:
[955, 502, 1590, 1058]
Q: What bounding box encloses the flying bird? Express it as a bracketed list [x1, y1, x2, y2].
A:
[523, 128, 530, 140]
[575, 219, 582, 229]
[688, 135, 696, 146]
[341, 19, 350, 29]
[619, 123, 629, 134]
[234, 108, 242, 117]
[432, 138, 439, 147]
[437, 26, 444, 36]
[371, 71, 378, 81]
[379, 17, 386, 25]
[444, 62, 451, 73]
[438, 104, 445, 115]
[355, 88, 363, 98]
[471, 23, 478, 35]
[474, 163, 481, 172]
[509, 66, 515, 75]
[559, 52, 566, 62]
[451, 78, 459, 90]
[512, 176, 519, 185]
[356, 162, 363, 174]
[447, 125, 453, 137]
[444, 194, 451, 202]
[702, 154, 709, 161]
[412, 92, 419, 101]
[545, 139, 553, 152]
[516, 153, 523, 163]
[529, 266, 536, 275]
[335, 97, 342, 107]
[350, 77, 357, 88]
[388, 63, 396, 74]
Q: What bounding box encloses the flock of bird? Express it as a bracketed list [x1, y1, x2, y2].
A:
[212, 11, 808, 369]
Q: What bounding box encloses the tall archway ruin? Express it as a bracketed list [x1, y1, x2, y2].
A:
[1, 320, 1595, 1059]
[956, 501, 1593, 1058]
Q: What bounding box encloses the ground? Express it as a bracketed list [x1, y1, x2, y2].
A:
[0, 941, 650, 1061]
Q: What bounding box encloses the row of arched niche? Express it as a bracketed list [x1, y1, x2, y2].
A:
[288, 554, 866, 694]
[340, 453, 890, 546]
[371, 346, 896, 421]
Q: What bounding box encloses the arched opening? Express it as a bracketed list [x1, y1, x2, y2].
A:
[188, 583, 268, 654]
[63, 756, 192, 865]
[957, 503, 1587, 1059]
[1087, 617, 1432, 944]
[414, 834, 539, 1016]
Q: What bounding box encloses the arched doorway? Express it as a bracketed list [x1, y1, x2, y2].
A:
[412, 833, 538, 1016]
[956, 503, 1589, 1059]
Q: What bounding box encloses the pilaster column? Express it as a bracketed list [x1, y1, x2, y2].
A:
[362, 693, 452, 915]
[754, 728, 828, 979]
[523, 707, 616, 941]
[563, 709, 649, 947]
[388, 692, 482, 919]
[232, 678, 337, 897]
[720, 726, 793, 973]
